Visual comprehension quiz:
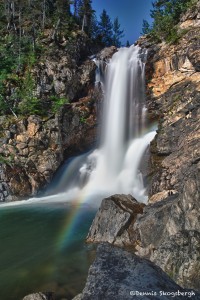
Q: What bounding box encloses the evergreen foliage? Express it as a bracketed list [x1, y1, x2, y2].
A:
[77, 0, 95, 35]
[142, 0, 198, 43]
[112, 17, 124, 47]
[0, 0, 125, 117]
[98, 9, 113, 46]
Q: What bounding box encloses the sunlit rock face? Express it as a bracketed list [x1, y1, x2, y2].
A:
[132, 1, 200, 290]
[136, 0, 200, 209]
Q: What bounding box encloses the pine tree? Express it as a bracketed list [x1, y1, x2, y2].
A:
[78, 0, 94, 35]
[141, 19, 151, 35]
[148, 0, 194, 42]
[112, 17, 124, 47]
[89, 14, 99, 39]
[98, 9, 113, 46]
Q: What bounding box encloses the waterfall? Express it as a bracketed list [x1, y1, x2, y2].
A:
[0, 45, 156, 208]
[78, 45, 156, 204]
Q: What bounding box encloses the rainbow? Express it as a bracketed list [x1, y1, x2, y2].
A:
[56, 192, 96, 252]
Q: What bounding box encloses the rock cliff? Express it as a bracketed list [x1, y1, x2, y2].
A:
[0, 39, 118, 202]
[139, 2, 200, 199]
[136, 1, 200, 289]
[0, 99, 97, 201]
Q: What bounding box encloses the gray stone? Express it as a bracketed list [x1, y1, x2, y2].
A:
[74, 243, 200, 300]
[86, 194, 145, 247]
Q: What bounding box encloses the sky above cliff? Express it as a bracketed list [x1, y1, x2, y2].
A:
[92, 0, 153, 45]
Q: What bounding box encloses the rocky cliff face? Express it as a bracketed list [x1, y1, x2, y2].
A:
[0, 40, 118, 202]
[0, 98, 97, 201]
[136, 3, 200, 288]
[138, 2, 200, 199]
[110, 3, 200, 291]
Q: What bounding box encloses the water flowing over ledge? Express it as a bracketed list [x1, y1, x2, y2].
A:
[1, 45, 156, 208]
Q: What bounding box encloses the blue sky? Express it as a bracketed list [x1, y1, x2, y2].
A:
[92, 0, 153, 45]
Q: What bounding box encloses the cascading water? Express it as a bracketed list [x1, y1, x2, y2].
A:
[78, 45, 156, 204]
[1, 45, 156, 208]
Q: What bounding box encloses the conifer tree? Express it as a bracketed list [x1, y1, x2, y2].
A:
[78, 0, 94, 35]
[142, 0, 195, 42]
[141, 19, 151, 35]
[98, 9, 113, 46]
[112, 17, 124, 47]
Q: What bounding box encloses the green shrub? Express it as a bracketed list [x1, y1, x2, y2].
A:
[50, 96, 69, 113]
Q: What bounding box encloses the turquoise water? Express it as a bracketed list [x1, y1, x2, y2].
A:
[0, 202, 96, 300]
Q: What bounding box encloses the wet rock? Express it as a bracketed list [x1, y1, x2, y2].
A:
[86, 194, 145, 247]
[73, 243, 200, 300]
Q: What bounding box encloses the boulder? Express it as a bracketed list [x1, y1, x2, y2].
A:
[86, 194, 145, 247]
[134, 177, 200, 290]
[73, 243, 200, 300]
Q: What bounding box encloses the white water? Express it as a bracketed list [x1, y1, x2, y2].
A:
[78, 46, 156, 204]
[1, 45, 156, 208]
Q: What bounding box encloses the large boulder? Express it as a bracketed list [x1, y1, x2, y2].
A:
[73, 243, 200, 300]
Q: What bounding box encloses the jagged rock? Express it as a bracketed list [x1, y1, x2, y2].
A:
[134, 176, 200, 289]
[23, 292, 54, 300]
[86, 194, 145, 247]
[73, 243, 200, 300]
[180, 0, 200, 29]
[85, 185, 200, 290]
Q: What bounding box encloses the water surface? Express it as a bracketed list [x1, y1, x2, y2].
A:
[0, 202, 96, 300]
